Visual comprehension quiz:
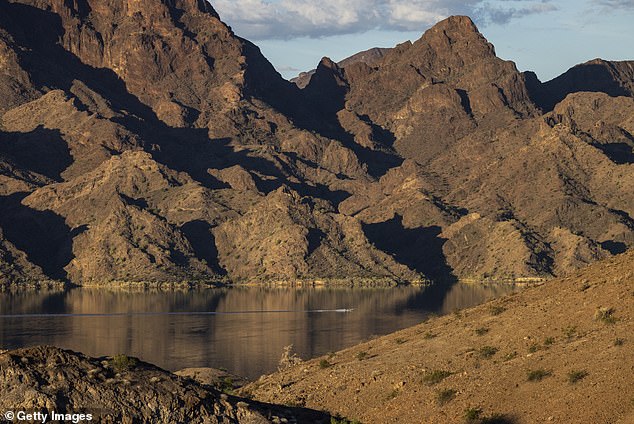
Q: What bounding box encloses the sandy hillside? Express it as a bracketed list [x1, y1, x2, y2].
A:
[244, 251, 634, 424]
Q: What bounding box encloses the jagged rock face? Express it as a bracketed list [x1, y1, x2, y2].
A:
[1, 1, 634, 286]
[292, 47, 391, 89]
[1, 0, 241, 125]
[0, 346, 332, 423]
[302, 16, 538, 166]
[213, 187, 423, 284]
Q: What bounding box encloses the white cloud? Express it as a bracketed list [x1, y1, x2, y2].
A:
[474, 1, 559, 25]
[210, 0, 558, 40]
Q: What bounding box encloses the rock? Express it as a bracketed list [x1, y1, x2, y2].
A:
[0, 346, 332, 423]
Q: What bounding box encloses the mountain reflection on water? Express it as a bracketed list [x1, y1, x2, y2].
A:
[0, 283, 517, 378]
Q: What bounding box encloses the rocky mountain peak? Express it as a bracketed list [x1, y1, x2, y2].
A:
[317, 57, 339, 72]
[412, 15, 498, 78]
[423, 15, 481, 39]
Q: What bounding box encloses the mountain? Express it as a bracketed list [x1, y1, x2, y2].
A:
[291, 47, 391, 89]
[530, 59, 634, 112]
[1, 1, 634, 287]
[244, 248, 634, 423]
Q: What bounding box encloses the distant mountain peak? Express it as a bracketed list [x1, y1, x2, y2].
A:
[417, 15, 495, 58]
[291, 48, 391, 88]
[317, 57, 339, 71]
[431, 15, 478, 31]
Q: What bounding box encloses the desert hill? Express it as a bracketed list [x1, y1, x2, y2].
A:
[244, 249, 634, 423]
[1, 1, 634, 287]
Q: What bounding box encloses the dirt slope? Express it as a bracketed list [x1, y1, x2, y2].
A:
[245, 251, 634, 423]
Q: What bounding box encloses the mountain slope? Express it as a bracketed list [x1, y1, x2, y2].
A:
[299, 16, 634, 282]
[1, 3, 634, 286]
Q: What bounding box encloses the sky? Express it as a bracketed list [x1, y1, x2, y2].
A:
[210, 0, 634, 82]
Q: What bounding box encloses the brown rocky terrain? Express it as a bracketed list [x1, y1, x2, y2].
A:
[244, 250, 634, 424]
[0, 345, 332, 423]
[1, 0, 634, 287]
[291, 47, 391, 89]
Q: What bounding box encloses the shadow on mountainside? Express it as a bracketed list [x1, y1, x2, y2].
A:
[0, 127, 72, 181]
[180, 220, 226, 275]
[593, 142, 634, 165]
[0, 2, 356, 207]
[362, 215, 457, 284]
[0, 193, 74, 280]
[0, 2, 160, 126]
[527, 63, 630, 112]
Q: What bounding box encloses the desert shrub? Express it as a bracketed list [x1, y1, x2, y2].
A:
[423, 370, 452, 385]
[109, 354, 138, 372]
[475, 327, 489, 336]
[567, 370, 588, 384]
[503, 351, 518, 361]
[479, 346, 498, 359]
[319, 359, 332, 369]
[437, 388, 457, 405]
[464, 407, 482, 422]
[465, 409, 515, 424]
[356, 351, 369, 361]
[386, 389, 400, 399]
[528, 344, 539, 353]
[489, 306, 506, 316]
[563, 326, 577, 340]
[595, 307, 617, 324]
[527, 369, 551, 382]
[219, 377, 235, 394]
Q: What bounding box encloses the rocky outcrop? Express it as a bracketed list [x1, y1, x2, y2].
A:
[0, 345, 332, 423]
[0, 228, 60, 289]
[213, 187, 424, 284]
[530, 59, 634, 112]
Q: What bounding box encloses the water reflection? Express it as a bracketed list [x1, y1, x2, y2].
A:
[0, 284, 517, 378]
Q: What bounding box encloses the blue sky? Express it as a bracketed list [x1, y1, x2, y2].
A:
[211, 0, 634, 82]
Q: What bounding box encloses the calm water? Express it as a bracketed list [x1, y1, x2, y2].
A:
[0, 283, 517, 379]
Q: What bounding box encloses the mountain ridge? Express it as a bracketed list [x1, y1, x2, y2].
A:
[1, 2, 634, 287]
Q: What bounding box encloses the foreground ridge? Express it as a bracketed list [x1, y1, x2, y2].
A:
[0, 345, 332, 423]
[245, 250, 634, 423]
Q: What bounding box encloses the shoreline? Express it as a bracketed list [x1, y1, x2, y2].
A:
[0, 275, 547, 292]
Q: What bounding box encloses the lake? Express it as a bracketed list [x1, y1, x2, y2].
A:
[0, 283, 518, 379]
